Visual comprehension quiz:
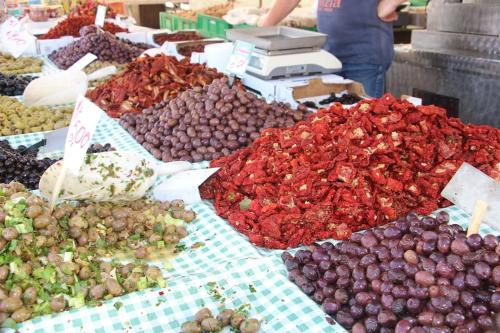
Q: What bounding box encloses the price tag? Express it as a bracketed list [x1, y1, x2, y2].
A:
[63, 96, 102, 174]
[68, 53, 97, 72]
[95, 5, 107, 27]
[180, 3, 190, 10]
[165, 1, 175, 8]
[225, 40, 254, 77]
[0, 16, 34, 58]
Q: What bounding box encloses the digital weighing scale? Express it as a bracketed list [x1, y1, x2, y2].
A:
[226, 26, 342, 80]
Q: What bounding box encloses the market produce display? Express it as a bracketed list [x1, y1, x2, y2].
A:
[0, 97, 73, 136]
[39, 15, 127, 39]
[120, 78, 309, 162]
[319, 93, 362, 106]
[87, 55, 223, 118]
[49, 29, 143, 70]
[201, 95, 500, 249]
[283, 211, 500, 332]
[153, 31, 203, 45]
[0, 73, 33, 96]
[0, 181, 195, 325]
[0, 141, 115, 190]
[0, 54, 42, 75]
[181, 307, 261, 333]
[71, 0, 118, 18]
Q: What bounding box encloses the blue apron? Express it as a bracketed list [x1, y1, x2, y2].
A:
[317, 0, 394, 67]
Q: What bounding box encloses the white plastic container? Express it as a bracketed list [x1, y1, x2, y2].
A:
[204, 42, 233, 73]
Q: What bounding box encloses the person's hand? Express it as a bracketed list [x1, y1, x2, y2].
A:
[377, 0, 403, 22]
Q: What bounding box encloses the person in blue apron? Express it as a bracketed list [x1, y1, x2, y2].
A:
[259, 0, 406, 98]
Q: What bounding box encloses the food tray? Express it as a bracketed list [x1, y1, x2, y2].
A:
[225, 26, 327, 51]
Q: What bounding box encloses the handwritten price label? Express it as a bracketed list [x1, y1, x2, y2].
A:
[63, 96, 102, 174]
[95, 5, 107, 27]
[225, 41, 255, 77]
[0, 17, 34, 58]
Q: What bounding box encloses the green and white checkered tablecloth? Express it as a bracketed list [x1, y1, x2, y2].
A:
[1, 56, 499, 333]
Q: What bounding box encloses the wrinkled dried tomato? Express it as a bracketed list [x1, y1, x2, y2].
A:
[86, 55, 223, 117]
[40, 15, 126, 40]
[201, 94, 500, 249]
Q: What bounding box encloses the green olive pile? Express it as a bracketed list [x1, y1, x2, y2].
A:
[0, 96, 73, 135]
[0, 182, 196, 326]
[0, 54, 43, 75]
[182, 307, 261, 333]
[84, 61, 126, 89]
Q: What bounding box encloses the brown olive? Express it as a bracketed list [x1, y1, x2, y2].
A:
[100, 262, 113, 273]
[135, 246, 149, 259]
[0, 297, 22, 313]
[0, 266, 9, 281]
[22, 287, 37, 305]
[0, 239, 6, 251]
[9, 286, 22, 299]
[182, 210, 196, 222]
[90, 284, 106, 300]
[181, 321, 202, 333]
[145, 267, 162, 280]
[33, 214, 51, 229]
[200, 318, 222, 331]
[50, 296, 66, 312]
[26, 205, 43, 218]
[231, 313, 246, 328]
[105, 278, 123, 296]
[11, 307, 32, 322]
[0, 288, 7, 300]
[2, 227, 18, 241]
[240, 318, 261, 333]
[194, 308, 212, 323]
[216, 309, 234, 326]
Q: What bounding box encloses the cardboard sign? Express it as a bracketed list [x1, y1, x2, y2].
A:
[63, 96, 102, 174]
[225, 40, 254, 77]
[0, 17, 35, 58]
[95, 5, 107, 27]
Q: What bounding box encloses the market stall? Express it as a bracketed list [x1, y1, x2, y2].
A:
[0, 1, 499, 332]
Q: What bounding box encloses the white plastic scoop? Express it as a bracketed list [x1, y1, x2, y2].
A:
[39, 151, 192, 202]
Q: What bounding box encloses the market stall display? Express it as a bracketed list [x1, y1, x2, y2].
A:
[120, 78, 309, 162]
[48, 29, 144, 70]
[84, 61, 126, 88]
[283, 211, 500, 332]
[0, 54, 43, 75]
[0, 74, 33, 96]
[201, 95, 500, 249]
[0, 181, 195, 325]
[39, 16, 127, 39]
[0, 97, 73, 136]
[87, 55, 223, 118]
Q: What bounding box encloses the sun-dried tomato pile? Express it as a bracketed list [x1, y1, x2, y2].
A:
[87, 55, 223, 118]
[40, 15, 127, 39]
[201, 94, 500, 249]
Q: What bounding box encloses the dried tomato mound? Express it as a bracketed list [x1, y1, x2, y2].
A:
[86, 55, 223, 118]
[40, 15, 126, 39]
[201, 94, 500, 249]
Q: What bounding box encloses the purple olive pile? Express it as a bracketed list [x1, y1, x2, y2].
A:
[283, 211, 500, 332]
[119, 78, 309, 162]
[0, 141, 115, 190]
[49, 28, 144, 69]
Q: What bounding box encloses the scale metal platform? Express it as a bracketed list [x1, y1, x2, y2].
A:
[226, 26, 342, 80]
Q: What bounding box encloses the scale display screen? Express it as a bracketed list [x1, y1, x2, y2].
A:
[248, 56, 263, 70]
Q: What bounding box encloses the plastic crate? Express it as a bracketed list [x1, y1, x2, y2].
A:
[197, 14, 231, 38]
[159, 12, 197, 31]
[159, 12, 175, 30]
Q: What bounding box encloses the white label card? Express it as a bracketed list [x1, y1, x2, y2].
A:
[225, 40, 255, 77]
[95, 5, 107, 27]
[0, 16, 35, 58]
[165, 1, 175, 8]
[68, 53, 97, 72]
[63, 96, 102, 175]
[180, 3, 190, 10]
[153, 168, 219, 204]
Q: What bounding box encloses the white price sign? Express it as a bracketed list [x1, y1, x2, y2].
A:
[95, 5, 107, 27]
[63, 96, 102, 174]
[225, 40, 255, 77]
[0, 17, 34, 58]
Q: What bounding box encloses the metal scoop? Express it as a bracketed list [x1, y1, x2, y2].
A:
[39, 151, 192, 202]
